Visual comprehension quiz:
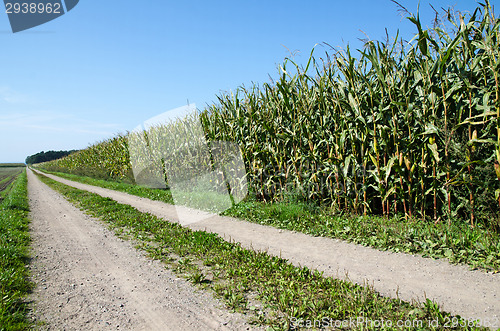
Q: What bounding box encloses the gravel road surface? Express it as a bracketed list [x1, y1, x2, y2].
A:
[32, 169, 500, 329]
[27, 169, 258, 330]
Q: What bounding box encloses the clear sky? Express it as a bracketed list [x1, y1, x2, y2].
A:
[0, 0, 488, 163]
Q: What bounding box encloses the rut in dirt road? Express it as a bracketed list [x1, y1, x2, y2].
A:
[27, 169, 257, 330]
[33, 169, 500, 329]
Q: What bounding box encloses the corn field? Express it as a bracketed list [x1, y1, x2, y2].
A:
[41, 135, 132, 181]
[40, 2, 500, 229]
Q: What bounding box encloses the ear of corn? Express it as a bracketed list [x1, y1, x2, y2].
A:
[40, 1, 500, 229]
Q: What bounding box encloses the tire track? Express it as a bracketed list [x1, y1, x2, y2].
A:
[27, 168, 256, 330]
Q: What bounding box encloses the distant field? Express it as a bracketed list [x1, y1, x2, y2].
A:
[0, 163, 25, 167]
[0, 166, 24, 193]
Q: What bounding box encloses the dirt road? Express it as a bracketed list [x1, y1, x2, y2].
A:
[32, 169, 500, 329]
[27, 169, 257, 330]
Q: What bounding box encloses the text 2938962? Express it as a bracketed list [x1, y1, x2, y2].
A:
[5, 2, 61, 14]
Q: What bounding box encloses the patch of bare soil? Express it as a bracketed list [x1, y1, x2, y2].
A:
[34, 170, 500, 329]
[27, 169, 258, 330]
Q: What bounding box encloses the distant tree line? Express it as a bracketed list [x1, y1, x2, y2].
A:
[25, 150, 78, 165]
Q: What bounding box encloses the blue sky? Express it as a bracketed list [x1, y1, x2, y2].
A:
[0, 0, 487, 163]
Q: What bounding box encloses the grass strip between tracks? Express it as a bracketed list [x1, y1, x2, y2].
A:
[35, 171, 486, 330]
[37, 170, 500, 272]
[0, 170, 33, 330]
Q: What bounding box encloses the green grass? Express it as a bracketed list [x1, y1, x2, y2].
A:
[0, 170, 33, 330]
[223, 198, 500, 273]
[36, 169, 174, 203]
[37, 169, 232, 213]
[37, 169, 500, 272]
[35, 171, 485, 330]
